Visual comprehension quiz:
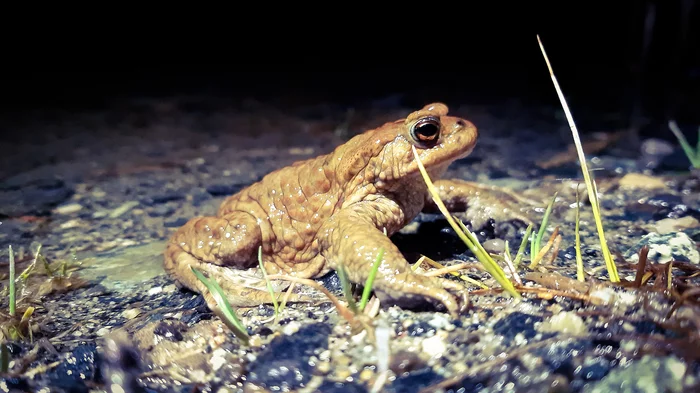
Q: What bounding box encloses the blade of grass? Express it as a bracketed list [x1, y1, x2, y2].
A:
[532, 192, 558, 259]
[668, 120, 700, 168]
[19, 244, 41, 282]
[537, 35, 619, 282]
[359, 248, 384, 312]
[413, 146, 519, 298]
[258, 246, 279, 317]
[279, 283, 295, 314]
[336, 264, 358, 314]
[502, 241, 523, 285]
[9, 245, 15, 317]
[513, 223, 533, 268]
[19, 307, 35, 343]
[411, 255, 426, 271]
[529, 226, 559, 269]
[575, 184, 585, 282]
[419, 256, 488, 289]
[190, 267, 250, 344]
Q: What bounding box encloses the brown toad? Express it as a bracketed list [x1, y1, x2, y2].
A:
[165, 103, 522, 317]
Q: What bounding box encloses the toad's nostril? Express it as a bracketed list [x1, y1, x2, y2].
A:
[456, 119, 466, 128]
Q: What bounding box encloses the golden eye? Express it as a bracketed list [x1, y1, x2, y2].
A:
[410, 116, 441, 147]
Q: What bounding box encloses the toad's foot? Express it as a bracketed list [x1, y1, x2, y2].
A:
[319, 202, 468, 317]
[164, 213, 310, 311]
[424, 179, 542, 229]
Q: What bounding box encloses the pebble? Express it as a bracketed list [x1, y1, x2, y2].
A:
[421, 333, 447, 358]
[210, 348, 228, 371]
[316, 361, 331, 374]
[122, 308, 142, 320]
[109, 201, 139, 218]
[54, 203, 83, 215]
[427, 315, 452, 331]
[655, 216, 700, 234]
[282, 320, 301, 336]
[59, 219, 83, 229]
[148, 286, 163, 296]
[483, 238, 506, 254]
[618, 173, 667, 190]
[538, 311, 587, 336]
[91, 189, 106, 198]
[359, 368, 374, 382]
[96, 327, 110, 337]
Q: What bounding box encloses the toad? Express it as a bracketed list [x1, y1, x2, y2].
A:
[164, 103, 528, 317]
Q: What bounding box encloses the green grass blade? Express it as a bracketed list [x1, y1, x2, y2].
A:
[529, 192, 558, 269]
[538, 36, 620, 282]
[190, 267, 250, 344]
[258, 246, 279, 316]
[9, 245, 15, 317]
[575, 185, 585, 282]
[360, 248, 384, 311]
[533, 192, 558, 256]
[513, 223, 533, 268]
[669, 121, 700, 168]
[336, 264, 358, 314]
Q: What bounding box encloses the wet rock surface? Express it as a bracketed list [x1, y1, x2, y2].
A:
[0, 97, 698, 392]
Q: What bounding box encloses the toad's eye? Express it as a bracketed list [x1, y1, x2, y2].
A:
[410, 116, 441, 147]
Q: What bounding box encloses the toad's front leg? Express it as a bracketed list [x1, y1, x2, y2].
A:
[318, 203, 467, 317]
[424, 179, 542, 228]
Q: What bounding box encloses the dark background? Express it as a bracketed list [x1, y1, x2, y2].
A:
[1, 1, 698, 138]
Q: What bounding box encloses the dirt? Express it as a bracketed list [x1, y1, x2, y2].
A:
[0, 95, 699, 393]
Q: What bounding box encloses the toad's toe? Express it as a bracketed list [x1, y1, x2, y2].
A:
[437, 278, 469, 313]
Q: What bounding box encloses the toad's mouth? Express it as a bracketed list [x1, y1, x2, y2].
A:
[423, 143, 476, 167]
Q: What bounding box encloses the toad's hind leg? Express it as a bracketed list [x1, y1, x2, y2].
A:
[164, 212, 305, 308]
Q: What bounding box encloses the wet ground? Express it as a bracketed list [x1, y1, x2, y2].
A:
[0, 95, 699, 393]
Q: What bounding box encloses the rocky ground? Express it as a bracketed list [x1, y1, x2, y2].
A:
[0, 96, 699, 393]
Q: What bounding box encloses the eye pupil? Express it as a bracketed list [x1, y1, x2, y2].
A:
[416, 123, 439, 139]
[411, 117, 441, 146]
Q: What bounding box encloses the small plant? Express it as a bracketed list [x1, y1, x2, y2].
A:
[190, 267, 250, 345]
[512, 223, 533, 268]
[537, 35, 620, 282]
[668, 120, 700, 168]
[574, 185, 585, 282]
[529, 192, 558, 269]
[413, 146, 520, 298]
[336, 263, 359, 314]
[8, 246, 15, 317]
[359, 248, 384, 312]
